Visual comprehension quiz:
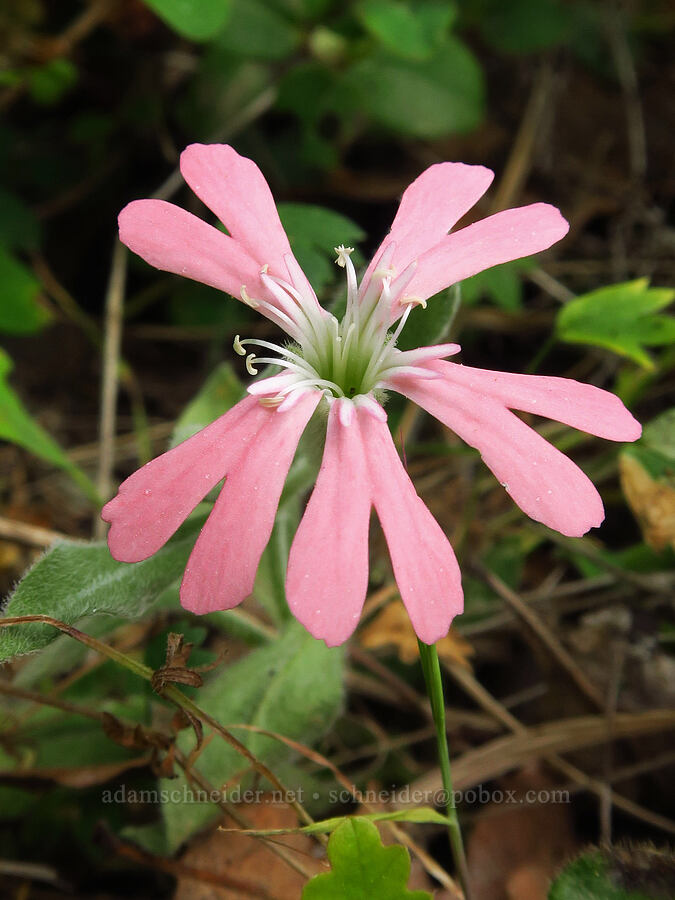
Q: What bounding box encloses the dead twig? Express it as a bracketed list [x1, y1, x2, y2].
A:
[94, 239, 128, 535]
[0, 516, 68, 548]
[478, 566, 606, 709]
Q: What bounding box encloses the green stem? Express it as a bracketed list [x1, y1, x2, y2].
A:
[417, 639, 471, 898]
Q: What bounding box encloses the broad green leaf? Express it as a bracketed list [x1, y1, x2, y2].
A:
[358, 0, 436, 60]
[461, 258, 535, 311]
[302, 817, 431, 899]
[0, 189, 41, 250]
[0, 513, 206, 661]
[278, 203, 366, 294]
[218, 0, 300, 59]
[548, 847, 674, 899]
[0, 247, 50, 333]
[171, 362, 245, 447]
[0, 349, 96, 499]
[157, 622, 344, 852]
[556, 278, 675, 369]
[395, 285, 460, 352]
[142, 0, 232, 40]
[343, 37, 485, 138]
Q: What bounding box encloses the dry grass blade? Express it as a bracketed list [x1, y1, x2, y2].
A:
[401, 710, 675, 799]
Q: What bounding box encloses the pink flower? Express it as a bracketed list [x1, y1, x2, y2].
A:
[102, 144, 640, 646]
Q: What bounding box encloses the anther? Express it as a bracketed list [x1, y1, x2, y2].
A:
[400, 295, 427, 309]
[258, 395, 284, 408]
[233, 335, 247, 356]
[260, 263, 269, 274]
[373, 266, 397, 278]
[240, 286, 260, 308]
[245, 354, 258, 376]
[334, 245, 354, 267]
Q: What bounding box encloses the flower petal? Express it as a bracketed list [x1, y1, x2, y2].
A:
[361, 162, 494, 297]
[180, 391, 321, 614]
[359, 409, 463, 644]
[118, 199, 260, 299]
[102, 396, 267, 563]
[286, 400, 371, 646]
[432, 361, 642, 441]
[393, 373, 604, 537]
[401, 203, 569, 306]
[180, 143, 314, 298]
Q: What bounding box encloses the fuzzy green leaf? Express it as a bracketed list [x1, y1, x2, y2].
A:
[556, 278, 675, 369]
[153, 622, 344, 852]
[549, 846, 674, 899]
[302, 817, 431, 899]
[0, 514, 205, 660]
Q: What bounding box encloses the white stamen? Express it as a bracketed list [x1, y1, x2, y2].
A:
[245, 354, 258, 376]
[233, 334, 246, 356]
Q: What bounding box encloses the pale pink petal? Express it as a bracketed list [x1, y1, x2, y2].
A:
[286, 401, 371, 646]
[359, 409, 463, 644]
[361, 163, 494, 297]
[401, 203, 569, 307]
[118, 200, 260, 299]
[433, 362, 642, 441]
[180, 391, 321, 614]
[180, 144, 314, 299]
[393, 373, 604, 537]
[102, 396, 267, 563]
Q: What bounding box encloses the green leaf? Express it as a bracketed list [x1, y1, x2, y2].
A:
[0, 189, 41, 250]
[623, 407, 675, 480]
[302, 817, 431, 899]
[157, 622, 344, 851]
[549, 846, 675, 899]
[342, 36, 485, 138]
[217, 0, 300, 59]
[478, 0, 573, 54]
[277, 203, 366, 294]
[171, 362, 245, 447]
[395, 285, 460, 352]
[358, 0, 438, 60]
[0, 246, 50, 333]
[0, 349, 96, 499]
[461, 258, 535, 311]
[142, 0, 232, 40]
[27, 59, 77, 105]
[556, 278, 675, 369]
[0, 513, 206, 661]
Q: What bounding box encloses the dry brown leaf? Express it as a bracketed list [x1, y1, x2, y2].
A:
[620, 454, 675, 551]
[359, 602, 474, 668]
[467, 767, 577, 900]
[174, 801, 324, 900]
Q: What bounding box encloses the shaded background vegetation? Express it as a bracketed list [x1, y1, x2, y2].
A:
[1, 0, 674, 897]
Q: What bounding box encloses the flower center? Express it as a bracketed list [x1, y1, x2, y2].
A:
[235, 244, 442, 411]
